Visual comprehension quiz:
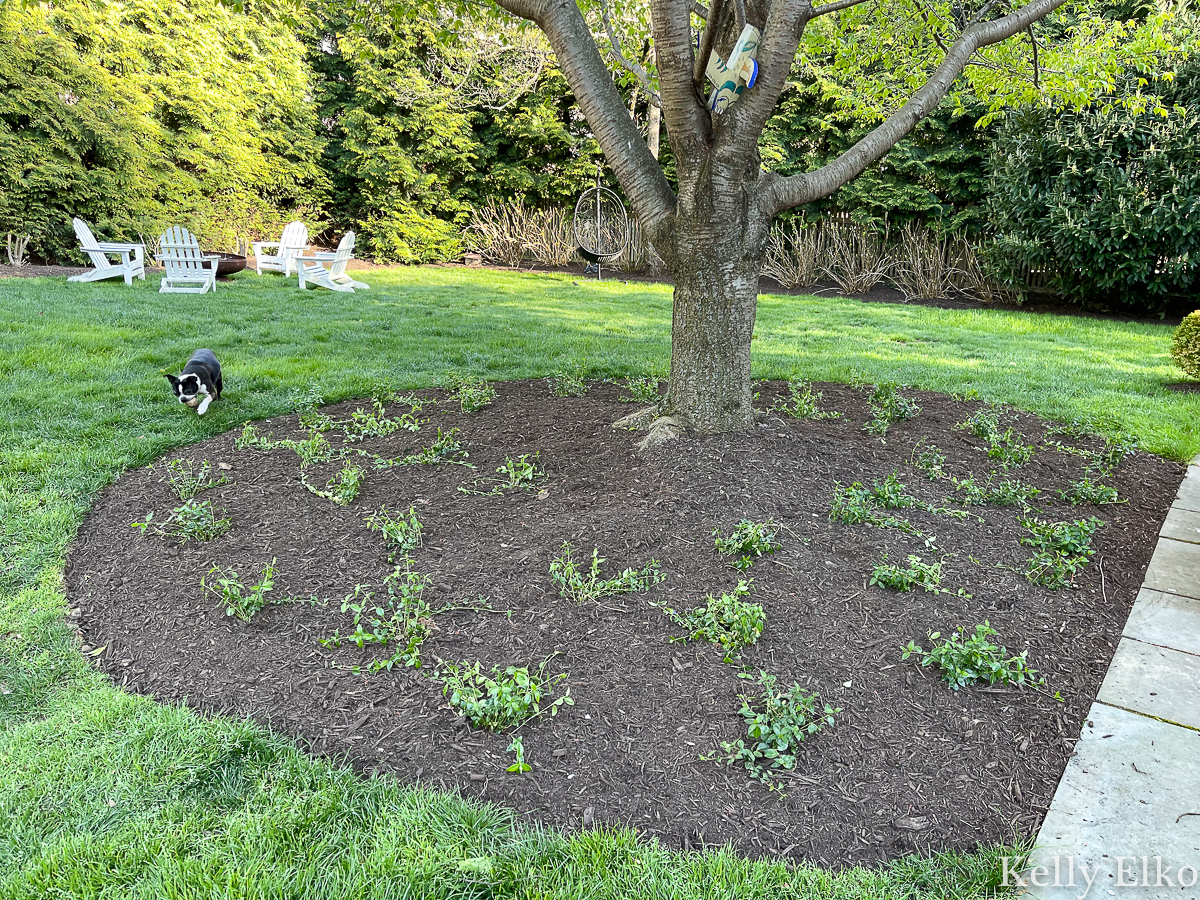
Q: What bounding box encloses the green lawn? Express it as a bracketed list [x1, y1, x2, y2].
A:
[2, 266, 1194, 898]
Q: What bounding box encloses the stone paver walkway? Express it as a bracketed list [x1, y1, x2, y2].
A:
[1023, 458, 1200, 899]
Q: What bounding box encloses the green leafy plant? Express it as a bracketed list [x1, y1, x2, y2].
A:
[157, 458, 228, 500]
[828, 482, 918, 533]
[322, 567, 433, 671]
[772, 380, 839, 420]
[506, 735, 532, 772]
[438, 659, 572, 730]
[864, 382, 920, 434]
[459, 453, 544, 495]
[959, 407, 1000, 439]
[449, 376, 496, 413]
[365, 506, 423, 561]
[131, 498, 231, 542]
[1020, 516, 1103, 589]
[302, 463, 364, 506]
[401, 427, 469, 466]
[870, 472, 919, 509]
[235, 422, 274, 451]
[910, 440, 946, 480]
[986, 428, 1034, 468]
[712, 521, 781, 570]
[869, 553, 942, 592]
[712, 670, 839, 789]
[547, 367, 587, 397]
[664, 580, 764, 662]
[951, 475, 1040, 507]
[548, 542, 664, 602]
[902, 623, 1042, 690]
[342, 399, 422, 442]
[620, 376, 661, 403]
[1172, 311, 1200, 378]
[202, 559, 281, 622]
[1060, 477, 1119, 505]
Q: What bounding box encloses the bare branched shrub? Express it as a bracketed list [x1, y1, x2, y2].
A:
[5, 233, 31, 267]
[762, 221, 823, 288]
[949, 236, 1020, 305]
[889, 223, 955, 302]
[526, 207, 574, 267]
[469, 201, 530, 267]
[612, 218, 664, 273]
[822, 223, 892, 294]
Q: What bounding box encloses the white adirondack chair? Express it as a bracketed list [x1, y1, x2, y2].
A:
[296, 232, 369, 293]
[253, 221, 308, 276]
[66, 218, 146, 286]
[156, 226, 219, 294]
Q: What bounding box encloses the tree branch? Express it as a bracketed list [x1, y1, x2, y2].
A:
[599, 0, 663, 105]
[810, 0, 874, 18]
[723, 0, 812, 156]
[490, 0, 676, 230]
[765, 0, 1069, 213]
[653, 0, 711, 147]
[692, 0, 726, 89]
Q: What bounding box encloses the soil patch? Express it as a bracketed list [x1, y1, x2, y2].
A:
[67, 381, 1182, 866]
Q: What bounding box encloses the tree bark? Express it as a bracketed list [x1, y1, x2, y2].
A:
[655, 173, 770, 433]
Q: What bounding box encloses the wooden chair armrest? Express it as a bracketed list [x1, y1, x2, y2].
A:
[95, 241, 143, 251]
[296, 253, 336, 263]
[253, 242, 281, 251]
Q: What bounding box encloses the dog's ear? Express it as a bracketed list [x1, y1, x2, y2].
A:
[165, 374, 179, 387]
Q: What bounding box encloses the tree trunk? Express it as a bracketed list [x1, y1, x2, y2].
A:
[656, 197, 767, 433]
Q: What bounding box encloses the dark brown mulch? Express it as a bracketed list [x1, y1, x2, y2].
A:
[67, 381, 1182, 867]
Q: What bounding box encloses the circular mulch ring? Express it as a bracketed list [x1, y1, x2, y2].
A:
[67, 380, 1183, 867]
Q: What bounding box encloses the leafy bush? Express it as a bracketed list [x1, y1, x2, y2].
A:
[1172, 311, 1200, 379]
[664, 581, 764, 661]
[448, 377, 496, 413]
[439, 660, 572, 730]
[132, 498, 231, 542]
[987, 62, 1200, 310]
[620, 376, 661, 404]
[712, 671, 839, 789]
[903, 623, 1042, 691]
[547, 368, 587, 397]
[1060, 477, 1119, 506]
[712, 521, 781, 570]
[365, 506, 423, 561]
[1020, 516, 1103, 589]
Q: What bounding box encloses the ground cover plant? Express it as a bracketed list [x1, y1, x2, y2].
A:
[548, 542, 664, 603]
[903, 624, 1042, 691]
[663, 580, 765, 662]
[2, 267, 1197, 896]
[202, 559, 283, 622]
[712, 521, 782, 570]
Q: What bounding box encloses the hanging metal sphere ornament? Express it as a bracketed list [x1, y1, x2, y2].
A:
[573, 166, 629, 279]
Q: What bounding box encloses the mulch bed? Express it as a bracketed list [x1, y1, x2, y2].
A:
[67, 381, 1183, 867]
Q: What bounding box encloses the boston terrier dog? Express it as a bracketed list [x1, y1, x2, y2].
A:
[166, 349, 222, 415]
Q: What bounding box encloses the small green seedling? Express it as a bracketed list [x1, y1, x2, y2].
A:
[864, 383, 920, 434]
[772, 380, 839, 420]
[302, 463, 364, 506]
[132, 498, 231, 542]
[1060, 477, 1119, 505]
[547, 367, 587, 397]
[712, 520, 781, 570]
[869, 554, 942, 592]
[506, 736, 532, 772]
[620, 376, 661, 404]
[711, 670, 839, 790]
[448, 376, 496, 413]
[157, 458, 228, 500]
[459, 453, 544, 495]
[549, 542, 664, 602]
[439, 659, 572, 730]
[203, 559, 281, 622]
[365, 506, 423, 561]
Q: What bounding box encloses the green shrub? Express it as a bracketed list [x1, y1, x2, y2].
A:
[202, 559, 281, 622]
[986, 61, 1200, 310]
[438, 660, 572, 730]
[712, 521, 781, 570]
[1172, 311, 1200, 379]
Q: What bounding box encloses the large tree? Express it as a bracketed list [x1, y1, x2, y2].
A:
[468, 0, 1178, 437]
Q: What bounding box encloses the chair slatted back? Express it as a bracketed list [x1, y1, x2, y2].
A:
[327, 232, 356, 278]
[158, 226, 208, 279]
[72, 218, 112, 270]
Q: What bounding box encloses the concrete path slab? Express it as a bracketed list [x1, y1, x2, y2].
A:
[1097, 638, 1200, 730]
[1161, 508, 1200, 546]
[1125, 589, 1200, 658]
[1142, 538, 1200, 601]
[1026, 703, 1200, 900]
[1175, 464, 1200, 513]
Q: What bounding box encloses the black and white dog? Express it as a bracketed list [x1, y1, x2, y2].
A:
[166, 349, 222, 415]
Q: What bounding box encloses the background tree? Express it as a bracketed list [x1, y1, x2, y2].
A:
[467, 0, 1181, 436]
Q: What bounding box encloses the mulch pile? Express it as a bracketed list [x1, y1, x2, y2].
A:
[67, 381, 1182, 866]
